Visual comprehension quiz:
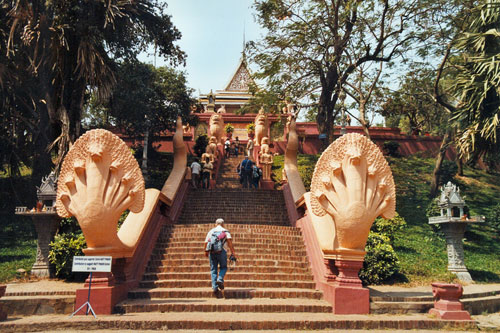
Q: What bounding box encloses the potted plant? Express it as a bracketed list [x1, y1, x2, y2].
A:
[246, 123, 255, 139]
[225, 123, 234, 139]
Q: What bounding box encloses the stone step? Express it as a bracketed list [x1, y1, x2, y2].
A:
[162, 223, 299, 232]
[146, 258, 310, 269]
[370, 292, 500, 315]
[139, 279, 317, 289]
[142, 272, 314, 281]
[160, 228, 301, 236]
[0, 313, 477, 331]
[145, 265, 310, 274]
[176, 220, 290, 226]
[128, 287, 325, 300]
[115, 297, 332, 314]
[148, 253, 308, 261]
[156, 240, 304, 251]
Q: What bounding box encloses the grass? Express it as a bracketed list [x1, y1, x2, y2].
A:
[275, 153, 500, 285]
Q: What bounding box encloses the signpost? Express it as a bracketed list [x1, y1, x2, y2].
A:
[69, 256, 112, 319]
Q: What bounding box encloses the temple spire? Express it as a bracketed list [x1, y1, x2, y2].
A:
[242, 22, 246, 59]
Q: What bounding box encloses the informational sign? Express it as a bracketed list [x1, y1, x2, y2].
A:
[72, 256, 112, 273]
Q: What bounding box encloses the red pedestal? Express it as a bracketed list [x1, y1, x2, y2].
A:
[428, 283, 471, 320]
[329, 259, 370, 314]
[74, 272, 128, 315]
[260, 179, 274, 189]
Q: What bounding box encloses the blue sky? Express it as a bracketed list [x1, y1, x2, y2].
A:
[141, 0, 264, 97]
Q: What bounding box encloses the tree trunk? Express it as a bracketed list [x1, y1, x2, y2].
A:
[430, 129, 452, 197]
[457, 158, 463, 176]
[359, 102, 371, 139]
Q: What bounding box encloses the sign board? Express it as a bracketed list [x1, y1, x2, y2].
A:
[72, 256, 112, 273]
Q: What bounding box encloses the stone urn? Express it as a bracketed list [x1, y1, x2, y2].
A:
[429, 282, 471, 320]
[431, 282, 463, 302]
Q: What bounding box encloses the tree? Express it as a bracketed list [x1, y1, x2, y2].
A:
[430, 0, 500, 195]
[450, 0, 500, 164]
[380, 66, 450, 136]
[249, 0, 431, 143]
[85, 61, 195, 175]
[105, 62, 194, 138]
[1, 0, 184, 182]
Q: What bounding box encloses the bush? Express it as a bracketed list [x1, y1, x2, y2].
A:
[359, 232, 400, 285]
[370, 213, 406, 242]
[49, 231, 86, 280]
[359, 214, 406, 285]
[383, 141, 401, 157]
[224, 123, 234, 133]
[486, 203, 500, 234]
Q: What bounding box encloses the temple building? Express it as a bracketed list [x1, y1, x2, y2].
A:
[193, 55, 283, 142]
[118, 55, 452, 159]
[198, 56, 254, 114]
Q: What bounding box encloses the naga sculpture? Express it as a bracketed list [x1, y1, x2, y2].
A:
[56, 129, 145, 255]
[209, 112, 224, 144]
[254, 107, 269, 146]
[308, 133, 395, 260]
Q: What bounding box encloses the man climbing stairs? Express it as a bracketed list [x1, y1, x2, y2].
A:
[114, 156, 336, 328]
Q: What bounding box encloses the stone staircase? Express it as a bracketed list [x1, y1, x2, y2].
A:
[177, 188, 290, 225]
[115, 223, 332, 317]
[216, 155, 244, 188]
[114, 156, 336, 327]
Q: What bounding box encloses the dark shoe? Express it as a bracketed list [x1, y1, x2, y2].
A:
[216, 280, 224, 290]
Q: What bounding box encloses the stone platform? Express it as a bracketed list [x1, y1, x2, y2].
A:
[1, 280, 499, 331]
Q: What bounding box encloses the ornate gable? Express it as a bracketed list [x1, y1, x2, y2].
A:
[225, 59, 253, 91]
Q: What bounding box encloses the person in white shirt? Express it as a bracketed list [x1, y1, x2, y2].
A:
[204, 218, 237, 294]
[224, 139, 231, 158]
[190, 158, 201, 189]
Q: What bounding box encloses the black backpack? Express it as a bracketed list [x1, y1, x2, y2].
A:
[242, 159, 252, 172]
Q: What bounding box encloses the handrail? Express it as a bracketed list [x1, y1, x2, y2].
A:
[161, 117, 187, 205]
[284, 116, 306, 206]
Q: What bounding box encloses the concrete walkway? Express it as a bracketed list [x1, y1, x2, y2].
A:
[2, 279, 499, 330]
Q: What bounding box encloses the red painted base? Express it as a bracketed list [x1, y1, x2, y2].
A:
[74, 273, 128, 315]
[330, 260, 369, 314]
[429, 282, 471, 320]
[260, 180, 274, 189]
[331, 284, 370, 314]
[429, 308, 472, 320]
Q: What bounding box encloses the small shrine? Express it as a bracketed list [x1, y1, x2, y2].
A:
[429, 182, 484, 281]
[36, 172, 58, 211]
[15, 172, 62, 277]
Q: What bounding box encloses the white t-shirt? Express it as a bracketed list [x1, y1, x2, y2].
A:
[205, 225, 232, 251]
[191, 162, 201, 175]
